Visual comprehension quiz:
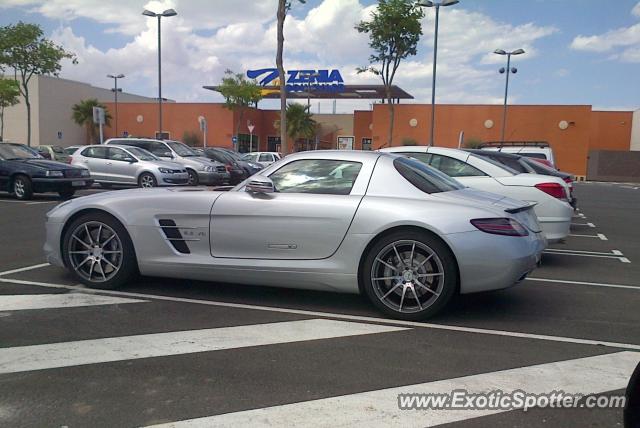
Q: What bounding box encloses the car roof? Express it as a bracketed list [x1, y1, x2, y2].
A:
[282, 150, 383, 162]
[466, 148, 523, 160]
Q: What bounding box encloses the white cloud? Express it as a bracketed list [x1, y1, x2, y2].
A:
[570, 2, 640, 63]
[6, 0, 556, 109]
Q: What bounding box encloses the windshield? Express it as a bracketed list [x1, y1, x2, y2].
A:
[126, 147, 159, 161]
[0, 144, 40, 160]
[166, 141, 198, 157]
[471, 153, 518, 175]
[393, 157, 464, 194]
[52, 146, 65, 153]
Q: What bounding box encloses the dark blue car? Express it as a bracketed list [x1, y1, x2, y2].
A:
[0, 143, 93, 200]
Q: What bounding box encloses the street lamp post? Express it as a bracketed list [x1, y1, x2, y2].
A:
[494, 48, 525, 142]
[419, 0, 459, 147]
[107, 74, 124, 137]
[300, 72, 320, 150]
[142, 8, 177, 139]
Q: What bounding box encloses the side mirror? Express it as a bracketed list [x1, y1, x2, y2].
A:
[245, 176, 275, 194]
[126, 157, 137, 163]
[160, 152, 173, 158]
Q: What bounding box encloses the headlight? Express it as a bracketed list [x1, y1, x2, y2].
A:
[80, 169, 90, 177]
[45, 170, 64, 177]
[159, 168, 173, 174]
[203, 166, 215, 172]
[249, 162, 262, 169]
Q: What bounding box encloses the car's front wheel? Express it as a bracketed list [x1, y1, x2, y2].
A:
[12, 175, 33, 200]
[361, 230, 458, 320]
[187, 169, 199, 186]
[62, 213, 137, 289]
[138, 172, 157, 188]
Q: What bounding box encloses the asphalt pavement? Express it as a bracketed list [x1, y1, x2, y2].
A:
[0, 182, 639, 427]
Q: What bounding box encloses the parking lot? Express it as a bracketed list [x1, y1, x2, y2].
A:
[0, 182, 639, 427]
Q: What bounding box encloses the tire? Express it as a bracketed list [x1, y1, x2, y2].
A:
[138, 172, 157, 188]
[61, 212, 137, 289]
[360, 230, 458, 321]
[12, 175, 33, 200]
[187, 169, 199, 186]
[59, 189, 75, 199]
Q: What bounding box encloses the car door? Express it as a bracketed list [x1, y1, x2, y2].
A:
[106, 147, 136, 184]
[210, 158, 365, 260]
[78, 147, 109, 180]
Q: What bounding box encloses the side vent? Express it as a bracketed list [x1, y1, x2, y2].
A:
[158, 219, 190, 254]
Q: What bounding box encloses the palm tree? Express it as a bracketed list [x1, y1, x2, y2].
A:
[277, 103, 317, 151]
[71, 98, 111, 144]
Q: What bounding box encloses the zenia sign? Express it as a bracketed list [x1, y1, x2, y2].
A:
[247, 68, 345, 93]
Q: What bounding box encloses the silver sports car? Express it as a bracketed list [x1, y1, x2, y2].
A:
[44, 151, 546, 320]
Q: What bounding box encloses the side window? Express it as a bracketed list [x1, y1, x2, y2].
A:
[269, 159, 362, 195]
[428, 154, 485, 177]
[107, 148, 130, 162]
[81, 147, 107, 159]
[399, 152, 432, 164]
[258, 153, 271, 162]
[149, 142, 171, 157]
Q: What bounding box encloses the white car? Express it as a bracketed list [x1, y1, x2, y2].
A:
[242, 152, 282, 167]
[479, 142, 556, 168]
[380, 146, 573, 243]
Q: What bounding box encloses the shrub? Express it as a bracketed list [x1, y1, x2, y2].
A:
[182, 131, 201, 147]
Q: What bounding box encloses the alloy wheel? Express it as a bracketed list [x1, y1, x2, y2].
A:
[140, 174, 155, 188]
[370, 240, 445, 314]
[14, 179, 25, 198]
[67, 221, 123, 283]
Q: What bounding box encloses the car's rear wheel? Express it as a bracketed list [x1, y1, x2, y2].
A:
[187, 169, 199, 186]
[138, 172, 157, 188]
[59, 189, 75, 199]
[12, 175, 33, 200]
[62, 213, 136, 289]
[361, 230, 458, 320]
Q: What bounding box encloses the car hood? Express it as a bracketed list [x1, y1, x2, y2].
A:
[149, 160, 186, 169]
[5, 158, 82, 170]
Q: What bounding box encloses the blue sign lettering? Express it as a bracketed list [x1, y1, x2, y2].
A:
[247, 68, 345, 93]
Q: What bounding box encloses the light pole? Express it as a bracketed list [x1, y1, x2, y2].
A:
[107, 74, 124, 137]
[494, 48, 525, 142]
[419, 0, 459, 147]
[142, 8, 177, 139]
[300, 72, 320, 150]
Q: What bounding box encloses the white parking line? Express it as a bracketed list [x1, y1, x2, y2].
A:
[571, 222, 595, 227]
[543, 248, 630, 263]
[0, 293, 146, 311]
[0, 263, 50, 277]
[568, 233, 608, 240]
[0, 319, 406, 375]
[1, 276, 639, 351]
[526, 277, 640, 291]
[144, 352, 640, 428]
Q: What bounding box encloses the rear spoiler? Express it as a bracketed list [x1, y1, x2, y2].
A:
[505, 202, 537, 214]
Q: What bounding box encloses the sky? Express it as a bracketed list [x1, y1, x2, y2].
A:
[0, 0, 639, 113]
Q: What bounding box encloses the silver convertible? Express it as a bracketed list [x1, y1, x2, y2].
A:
[44, 151, 546, 320]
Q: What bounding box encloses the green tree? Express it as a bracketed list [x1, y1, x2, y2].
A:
[356, 0, 424, 147]
[276, 0, 306, 155]
[71, 99, 111, 145]
[0, 77, 20, 141]
[0, 22, 76, 146]
[276, 103, 317, 149]
[218, 69, 263, 147]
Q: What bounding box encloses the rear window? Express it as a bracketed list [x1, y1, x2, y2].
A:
[393, 157, 464, 194]
[519, 152, 547, 160]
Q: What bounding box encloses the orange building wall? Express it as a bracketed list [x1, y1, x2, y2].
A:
[354, 110, 373, 150]
[371, 104, 597, 175]
[589, 111, 633, 151]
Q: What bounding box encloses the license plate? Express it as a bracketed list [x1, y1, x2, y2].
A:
[71, 181, 86, 187]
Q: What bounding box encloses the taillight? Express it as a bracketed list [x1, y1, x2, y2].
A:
[470, 218, 529, 237]
[563, 177, 572, 184]
[225, 164, 232, 172]
[67, 156, 73, 164]
[535, 182, 567, 199]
